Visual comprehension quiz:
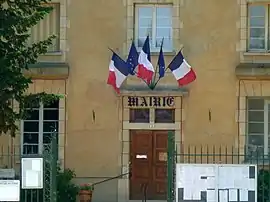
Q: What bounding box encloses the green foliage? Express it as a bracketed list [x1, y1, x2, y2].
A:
[80, 183, 94, 191]
[258, 169, 270, 202]
[57, 166, 79, 202]
[0, 0, 57, 136]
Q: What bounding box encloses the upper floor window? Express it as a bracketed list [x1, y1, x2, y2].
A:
[29, 3, 60, 52]
[135, 5, 173, 52]
[246, 98, 270, 159]
[21, 100, 59, 155]
[248, 5, 270, 52]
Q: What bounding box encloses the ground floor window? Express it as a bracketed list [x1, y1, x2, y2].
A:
[21, 100, 59, 155]
[246, 98, 270, 157]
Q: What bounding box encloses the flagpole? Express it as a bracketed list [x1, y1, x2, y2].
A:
[153, 46, 184, 88]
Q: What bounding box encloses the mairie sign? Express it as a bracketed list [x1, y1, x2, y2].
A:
[127, 96, 174, 107]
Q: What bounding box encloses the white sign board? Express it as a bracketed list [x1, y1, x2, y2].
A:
[0, 180, 20, 201]
[176, 164, 257, 202]
[21, 157, 43, 189]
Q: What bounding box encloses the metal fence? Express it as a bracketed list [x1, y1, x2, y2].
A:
[0, 136, 58, 202]
[167, 144, 270, 202]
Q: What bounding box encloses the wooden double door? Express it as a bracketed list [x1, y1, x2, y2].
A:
[129, 130, 169, 200]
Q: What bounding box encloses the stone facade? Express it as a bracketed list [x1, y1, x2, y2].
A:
[2, 0, 270, 201]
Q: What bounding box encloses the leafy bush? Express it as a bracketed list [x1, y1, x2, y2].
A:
[258, 169, 270, 202]
[57, 166, 79, 202]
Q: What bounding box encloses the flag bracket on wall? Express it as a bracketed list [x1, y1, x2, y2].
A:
[107, 36, 196, 94]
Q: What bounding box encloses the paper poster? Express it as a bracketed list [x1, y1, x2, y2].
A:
[25, 171, 39, 187]
[229, 189, 237, 201]
[31, 159, 42, 171]
[0, 180, 20, 201]
[219, 190, 228, 202]
[207, 190, 215, 202]
[240, 189, 248, 201]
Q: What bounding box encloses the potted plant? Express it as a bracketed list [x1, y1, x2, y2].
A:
[79, 183, 94, 202]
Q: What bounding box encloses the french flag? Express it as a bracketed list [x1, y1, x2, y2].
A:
[168, 51, 196, 86]
[137, 36, 154, 84]
[107, 52, 129, 94]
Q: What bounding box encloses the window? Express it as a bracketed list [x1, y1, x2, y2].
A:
[246, 98, 270, 158]
[135, 5, 173, 52]
[21, 100, 59, 155]
[155, 109, 175, 123]
[28, 4, 60, 52]
[248, 5, 270, 51]
[129, 109, 150, 123]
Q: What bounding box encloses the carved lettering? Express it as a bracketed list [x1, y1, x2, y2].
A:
[140, 97, 148, 107]
[153, 97, 161, 107]
[128, 97, 138, 107]
[127, 96, 175, 107]
[166, 97, 174, 107]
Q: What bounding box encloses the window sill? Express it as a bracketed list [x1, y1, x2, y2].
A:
[43, 51, 62, 56]
[243, 52, 270, 56]
[151, 51, 176, 56]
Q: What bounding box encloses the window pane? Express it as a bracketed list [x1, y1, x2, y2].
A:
[129, 109, 150, 123]
[156, 7, 171, 17]
[249, 38, 265, 49]
[248, 99, 264, 110]
[250, 17, 265, 27]
[156, 28, 171, 38]
[155, 38, 172, 50]
[248, 135, 264, 146]
[23, 145, 38, 154]
[138, 27, 152, 38]
[43, 133, 58, 144]
[248, 122, 264, 133]
[250, 28, 265, 38]
[44, 109, 59, 120]
[43, 121, 58, 132]
[249, 5, 265, 17]
[138, 7, 153, 17]
[23, 133, 39, 144]
[23, 121, 39, 132]
[138, 17, 152, 27]
[156, 18, 172, 27]
[25, 110, 39, 120]
[138, 37, 153, 47]
[44, 100, 59, 108]
[248, 111, 264, 122]
[155, 109, 175, 123]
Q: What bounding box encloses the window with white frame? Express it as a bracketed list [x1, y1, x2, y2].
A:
[21, 100, 59, 155]
[135, 5, 173, 52]
[28, 3, 60, 52]
[248, 4, 270, 52]
[246, 98, 270, 158]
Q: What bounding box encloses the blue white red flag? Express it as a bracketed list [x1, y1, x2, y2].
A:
[137, 36, 154, 84]
[168, 51, 196, 86]
[107, 52, 129, 94]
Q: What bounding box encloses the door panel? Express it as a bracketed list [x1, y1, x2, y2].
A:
[130, 131, 152, 200]
[130, 130, 169, 200]
[152, 131, 168, 200]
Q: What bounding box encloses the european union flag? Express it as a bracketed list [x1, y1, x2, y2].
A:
[126, 41, 139, 75]
[158, 40, 165, 78]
